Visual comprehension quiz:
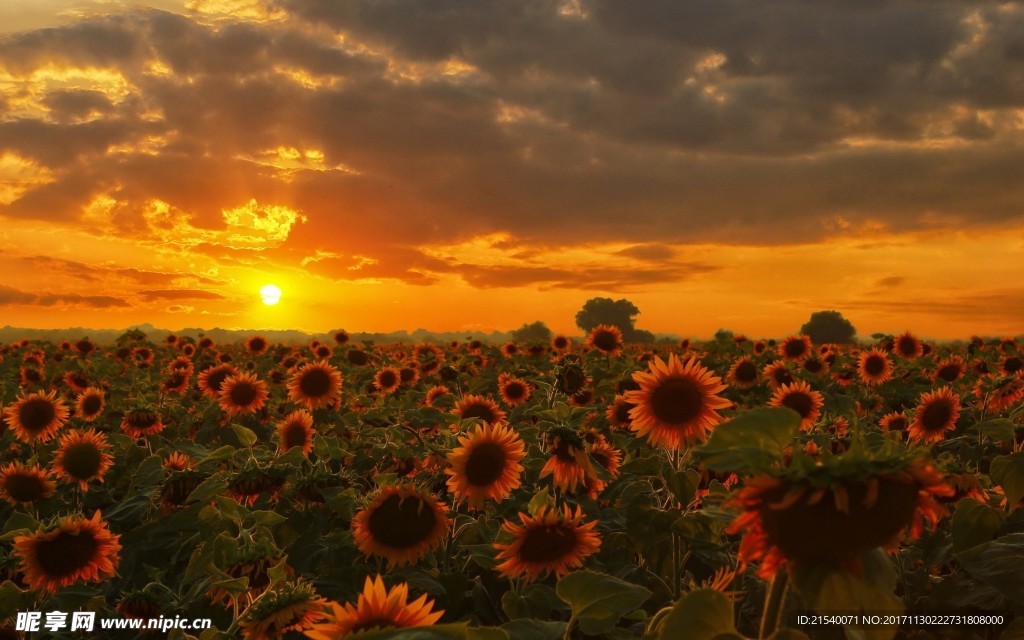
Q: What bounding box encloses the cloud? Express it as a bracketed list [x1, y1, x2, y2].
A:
[0, 284, 128, 308]
[138, 288, 225, 300]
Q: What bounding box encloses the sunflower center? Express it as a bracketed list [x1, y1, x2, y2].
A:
[772, 368, 793, 386]
[62, 443, 102, 480]
[504, 383, 526, 400]
[399, 368, 416, 383]
[127, 412, 158, 429]
[19, 398, 56, 432]
[864, 356, 885, 376]
[460, 403, 495, 424]
[614, 401, 633, 423]
[378, 371, 398, 389]
[784, 341, 806, 358]
[35, 530, 99, 577]
[649, 377, 704, 425]
[206, 370, 232, 392]
[283, 424, 308, 449]
[464, 442, 507, 486]
[887, 417, 908, 431]
[250, 338, 267, 352]
[299, 369, 332, 397]
[920, 401, 953, 432]
[4, 473, 46, 502]
[781, 392, 813, 419]
[81, 395, 102, 415]
[1004, 357, 1023, 374]
[897, 338, 917, 356]
[230, 383, 259, 407]
[592, 331, 619, 351]
[803, 359, 823, 374]
[734, 361, 757, 382]
[367, 495, 438, 549]
[936, 365, 961, 382]
[518, 524, 578, 563]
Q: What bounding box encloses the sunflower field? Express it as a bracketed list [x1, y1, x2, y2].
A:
[0, 329, 1022, 639]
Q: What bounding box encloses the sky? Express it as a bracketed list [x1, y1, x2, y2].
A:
[0, 0, 1022, 339]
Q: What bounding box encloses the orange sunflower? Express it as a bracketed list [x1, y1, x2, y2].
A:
[584, 439, 622, 496]
[219, 372, 270, 416]
[446, 423, 526, 509]
[551, 335, 572, 352]
[52, 429, 114, 491]
[605, 394, 635, 429]
[879, 412, 909, 434]
[726, 464, 951, 578]
[75, 387, 106, 422]
[493, 505, 602, 583]
[453, 394, 506, 428]
[727, 357, 760, 389]
[0, 462, 55, 506]
[423, 385, 451, 408]
[238, 582, 328, 640]
[934, 356, 966, 383]
[768, 381, 824, 431]
[778, 335, 812, 361]
[287, 360, 342, 409]
[276, 410, 316, 455]
[975, 373, 1024, 413]
[624, 354, 730, 449]
[198, 364, 239, 399]
[14, 511, 122, 595]
[587, 324, 623, 355]
[857, 348, 893, 385]
[121, 408, 165, 438]
[539, 430, 598, 493]
[894, 331, 923, 359]
[374, 367, 401, 395]
[762, 360, 795, 389]
[305, 576, 443, 639]
[246, 335, 269, 355]
[352, 486, 450, 567]
[908, 387, 961, 444]
[498, 373, 532, 406]
[3, 389, 69, 443]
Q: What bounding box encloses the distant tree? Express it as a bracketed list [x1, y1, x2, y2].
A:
[510, 321, 553, 343]
[631, 329, 656, 344]
[800, 310, 857, 344]
[576, 298, 641, 337]
[713, 328, 735, 343]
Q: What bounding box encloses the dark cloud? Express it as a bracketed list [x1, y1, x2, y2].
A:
[15, 256, 221, 286]
[138, 289, 225, 300]
[450, 261, 719, 291]
[0, 285, 129, 308]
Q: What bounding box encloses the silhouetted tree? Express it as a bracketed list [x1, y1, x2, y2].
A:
[800, 310, 857, 344]
[576, 298, 642, 340]
[510, 321, 553, 343]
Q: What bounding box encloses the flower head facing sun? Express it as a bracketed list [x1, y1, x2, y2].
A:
[287, 360, 342, 409]
[624, 354, 730, 449]
[446, 423, 526, 509]
[768, 381, 824, 431]
[493, 505, 602, 583]
[908, 387, 961, 444]
[276, 410, 316, 455]
[4, 389, 69, 443]
[52, 429, 114, 491]
[352, 486, 450, 567]
[0, 463, 55, 506]
[14, 511, 122, 595]
[219, 372, 270, 416]
[587, 324, 624, 355]
[305, 576, 443, 639]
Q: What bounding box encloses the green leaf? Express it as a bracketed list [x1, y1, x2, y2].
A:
[556, 570, 652, 636]
[210, 576, 249, 593]
[0, 581, 31, 619]
[991, 454, 1024, 507]
[500, 620, 566, 640]
[954, 533, 1024, 606]
[951, 498, 1005, 553]
[693, 408, 802, 475]
[968, 418, 1016, 442]
[656, 589, 736, 640]
[230, 423, 258, 446]
[527, 487, 552, 515]
[667, 468, 700, 506]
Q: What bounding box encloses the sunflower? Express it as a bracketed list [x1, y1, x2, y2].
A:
[501, 342, 519, 358]
[52, 429, 114, 491]
[1002, 355, 1024, 376]
[347, 349, 370, 366]
[14, 511, 122, 595]
[373, 367, 401, 395]
[62, 371, 91, 393]
[334, 330, 350, 345]
[727, 464, 951, 578]
[624, 354, 730, 449]
[801, 355, 829, 376]
[879, 412, 909, 434]
[493, 505, 602, 583]
[246, 335, 269, 355]
[287, 360, 342, 410]
[606, 394, 635, 429]
[857, 348, 893, 385]
[446, 423, 526, 509]
[975, 373, 1024, 413]
[539, 429, 598, 493]
[453, 394, 506, 427]
[585, 439, 622, 496]
[238, 582, 328, 640]
[727, 357, 760, 389]
[587, 324, 623, 355]
[352, 486, 450, 567]
[276, 410, 316, 455]
[305, 576, 443, 640]
[75, 387, 106, 422]
[0, 463, 55, 506]
[768, 381, 824, 431]
[934, 356, 966, 383]
[498, 373, 531, 406]
[3, 389, 69, 443]
[74, 338, 96, 357]
[19, 365, 45, 387]
[908, 387, 961, 444]
[163, 452, 192, 471]
[120, 408, 165, 438]
[197, 364, 239, 399]
[399, 366, 420, 387]
[894, 331, 923, 359]
[219, 372, 270, 416]
[551, 335, 572, 352]
[762, 360, 795, 389]
[423, 385, 451, 408]
[778, 335, 812, 361]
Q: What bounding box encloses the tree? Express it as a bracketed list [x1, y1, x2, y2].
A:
[575, 297, 648, 342]
[510, 321, 553, 343]
[800, 310, 857, 344]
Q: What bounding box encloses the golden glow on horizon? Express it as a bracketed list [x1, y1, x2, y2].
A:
[260, 284, 282, 305]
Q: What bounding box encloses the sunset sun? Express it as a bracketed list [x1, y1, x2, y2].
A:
[260, 284, 282, 306]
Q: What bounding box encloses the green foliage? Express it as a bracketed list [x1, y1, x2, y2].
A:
[556, 570, 651, 635]
[799, 310, 857, 344]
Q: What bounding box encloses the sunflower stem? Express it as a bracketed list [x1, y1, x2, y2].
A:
[758, 571, 789, 639]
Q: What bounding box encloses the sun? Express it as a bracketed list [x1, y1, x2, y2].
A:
[260, 284, 282, 306]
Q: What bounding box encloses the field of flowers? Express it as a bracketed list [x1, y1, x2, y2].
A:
[0, 328, 1022, 639]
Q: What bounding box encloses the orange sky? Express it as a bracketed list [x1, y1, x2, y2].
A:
[1, 0, 1022, 339]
